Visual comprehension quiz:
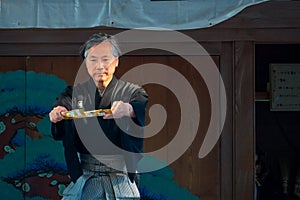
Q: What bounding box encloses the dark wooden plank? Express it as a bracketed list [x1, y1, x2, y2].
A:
[234, 41, 255, 200]
[216, 1, 300, 29]
[0, 41, 221, 56]
[27, 56, 82, 86]
[185, 28, 300, 43]
[220, 42, 234, 200]
[0, 27, 123, 43]
[0, 57, 26, 72]
[0, 44, 82, 56]
[1, 27, 300, 50]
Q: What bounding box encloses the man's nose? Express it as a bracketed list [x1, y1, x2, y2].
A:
[95, 61, 105, 69]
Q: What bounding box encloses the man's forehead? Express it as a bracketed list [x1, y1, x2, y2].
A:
[88, 41, 113, 56]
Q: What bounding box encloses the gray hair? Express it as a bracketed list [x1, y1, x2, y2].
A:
[80, 33, 121, 59]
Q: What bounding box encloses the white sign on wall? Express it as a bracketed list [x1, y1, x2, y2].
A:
[270, 63, 300, 111]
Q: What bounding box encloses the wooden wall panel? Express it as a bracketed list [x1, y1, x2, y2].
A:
[0, 57, 26, 72]
[26, 56, 82, 86]
[117, 55, 221, 200]
[234, 41, 255, 200]
[0, 54, 224, 199]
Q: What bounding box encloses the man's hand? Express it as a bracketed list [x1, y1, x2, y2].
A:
[103, 101, 135, 119]
[49, 106, 68, 123]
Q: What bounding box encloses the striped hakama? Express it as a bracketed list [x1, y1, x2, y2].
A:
[62, 154, 140, 200]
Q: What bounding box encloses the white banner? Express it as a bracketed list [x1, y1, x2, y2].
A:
[0, 0, 267, 30]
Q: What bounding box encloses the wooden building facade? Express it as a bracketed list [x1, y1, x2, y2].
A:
[0, 1, 300, 200]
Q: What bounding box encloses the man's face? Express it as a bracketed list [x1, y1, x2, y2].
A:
[85, 41, 118, 86]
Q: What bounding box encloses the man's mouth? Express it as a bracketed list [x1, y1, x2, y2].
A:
[95, 73, 106, 77]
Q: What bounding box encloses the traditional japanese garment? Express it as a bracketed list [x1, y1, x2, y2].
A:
[51, 76, 148, 200]
[62, 154, 140, 200]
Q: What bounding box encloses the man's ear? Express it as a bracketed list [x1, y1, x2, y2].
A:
[115, 58, 119, 67]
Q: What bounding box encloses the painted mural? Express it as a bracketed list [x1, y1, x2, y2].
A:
[0, 70, 199, 200]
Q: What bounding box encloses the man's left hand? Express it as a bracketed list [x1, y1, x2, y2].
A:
[103, 101, 135, 119]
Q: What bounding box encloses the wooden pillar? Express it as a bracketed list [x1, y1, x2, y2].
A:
[234, 41, 255, 200]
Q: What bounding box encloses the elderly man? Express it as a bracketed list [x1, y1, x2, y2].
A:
[49, 32, 148, 200]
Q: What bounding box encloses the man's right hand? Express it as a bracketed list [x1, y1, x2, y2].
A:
[49, 106, 68, 123]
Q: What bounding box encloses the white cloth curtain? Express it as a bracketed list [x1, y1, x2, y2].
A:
[0, 0, 267, 30]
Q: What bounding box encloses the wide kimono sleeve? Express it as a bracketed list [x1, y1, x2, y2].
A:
[51, 86, 73, 141]
[129, 87, 148, 127]
[50, 86, 83, 183]
[121, 86, 148, 182]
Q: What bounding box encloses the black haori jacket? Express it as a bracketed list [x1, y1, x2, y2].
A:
[51, 76, 148, 183]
